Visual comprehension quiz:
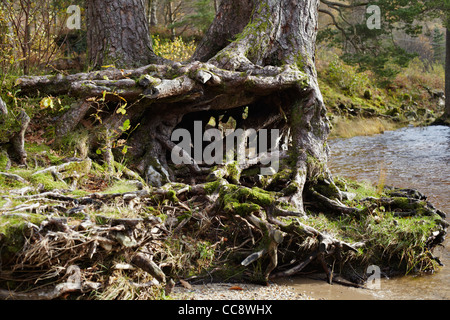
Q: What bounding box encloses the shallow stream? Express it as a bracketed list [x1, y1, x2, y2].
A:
[278, 125, 450, 300]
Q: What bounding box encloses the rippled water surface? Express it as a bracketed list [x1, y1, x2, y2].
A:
[281, 125, 450, 300]
[330, 125, 450, 300]
[329, 125, 450, 213]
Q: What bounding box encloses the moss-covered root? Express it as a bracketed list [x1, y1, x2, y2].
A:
[199, 178, 364, 282]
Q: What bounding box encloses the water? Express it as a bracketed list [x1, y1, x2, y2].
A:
[279, 125, 450, 300]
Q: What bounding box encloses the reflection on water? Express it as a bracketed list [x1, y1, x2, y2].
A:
[327, 125, 450, 300]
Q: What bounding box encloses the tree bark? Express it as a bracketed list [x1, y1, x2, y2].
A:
[86, 0, 159, 69]
[192, 0, 254, 63]
[149, 0, 158, 26]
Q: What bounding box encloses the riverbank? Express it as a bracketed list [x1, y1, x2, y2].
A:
[0, 70, 448, 300]
[0, 137, 447, 300]
[168, 125, 450, 301]
[327, 125, 450, 300]
[171, 282, 313, 300]
[316, 49, 446, 140]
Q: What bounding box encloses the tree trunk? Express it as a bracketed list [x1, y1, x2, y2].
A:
[213, 0, 220, 13]
[86, 0, 159, 69]
[192, 0, 255, 63]
[166, 1, 177, 40]
[149, 0, 158, 26]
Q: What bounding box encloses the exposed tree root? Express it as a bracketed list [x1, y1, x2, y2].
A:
[0, 162, 447, 299]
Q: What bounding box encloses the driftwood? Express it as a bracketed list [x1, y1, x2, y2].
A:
[0, 265, 85, 300]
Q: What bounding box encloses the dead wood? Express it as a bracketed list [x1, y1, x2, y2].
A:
[130, 253, 166, 283]
[0, 172, 29, 184]
[0, 265, 85, 300]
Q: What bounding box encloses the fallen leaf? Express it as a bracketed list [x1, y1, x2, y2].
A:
[180, 279, 192, 289]
[229, 286, 244, 291]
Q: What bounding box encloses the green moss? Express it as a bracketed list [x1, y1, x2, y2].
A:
[239, 187, 274, 207]
[0, 214, 46, 260]
[225, 162, 241, 184]
[218, 183, 276, 216]
[62, 159, 92, 178]
[388, 197, 434, 216]
[29, 173, 68, 191]
[0, 150, 9, 171]
[314, 177, 341, 199]
[166, 190, 179, 203]
[0, 174, 28, 190]
[55, 129, 90, 159]
[225, 201, 261, 216]
[203, 180, 222, 194]
[103, 180, 138, 194]
[280, 182, 299, 196]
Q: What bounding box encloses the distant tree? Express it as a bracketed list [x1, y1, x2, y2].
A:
[170, 0, 216, 34]
[425, 0, 450, 122]
[319, 0, 450, 121]
[318, 0, 424, 83]
[432, 27, 445, 64]
[148, 0, 159, 26]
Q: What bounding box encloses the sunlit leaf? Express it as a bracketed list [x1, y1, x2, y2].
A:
[120, 119, 131, 132]
[40, 97, 54, 110]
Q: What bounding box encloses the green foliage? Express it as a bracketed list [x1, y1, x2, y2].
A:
[169, 0, 215, 34]
[432, 27, 446, 64]
[342, 44, 416, 86]
[318, 0, 449, 84]
[326, 55, 370, 96]
[152, 35, 197, 62]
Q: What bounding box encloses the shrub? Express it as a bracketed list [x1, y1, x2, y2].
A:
[152, 35, 197, 62]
